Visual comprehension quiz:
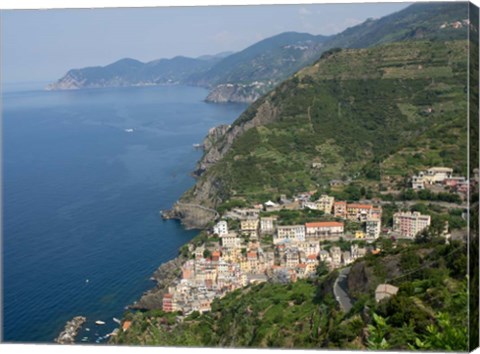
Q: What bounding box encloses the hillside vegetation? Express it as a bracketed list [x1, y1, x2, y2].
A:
[186, 39, 467, 207]
[189, 32, 330, 86]
[323, 2, 468, 49]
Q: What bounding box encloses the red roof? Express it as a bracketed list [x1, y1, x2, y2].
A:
[347, 204, 373, 209]
[164, 293, 173, 299]
[334, 201, 347, 205]
[247, 251, 257, 258]
[307, 254, 317, 260]
[305, 221, 344, 228]
[297, 263, 307, 268]
[122, 321, 132, 331]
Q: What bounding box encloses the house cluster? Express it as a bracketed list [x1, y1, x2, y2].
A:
[392, 211, 431, 239]
[299, 194, 383, 239]
[439, 19, 470, 29]
[162, 209, 377, 314]
[163, 219, 275, 314]
[162, 248, 248, 314]
[162, 193, 384, 315]
[411, 167, 468, 195]
[274, 241, 372, 280]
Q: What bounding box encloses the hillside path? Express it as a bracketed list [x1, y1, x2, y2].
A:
[333, 267, 353, 313]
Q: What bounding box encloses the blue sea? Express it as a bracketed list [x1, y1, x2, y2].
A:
[2, 83, 247, 343]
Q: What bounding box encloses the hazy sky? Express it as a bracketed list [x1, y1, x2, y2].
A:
[1, 2, 411, 83]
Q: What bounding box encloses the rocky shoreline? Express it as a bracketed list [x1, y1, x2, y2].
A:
[130, 255, 187, 310]
[55, 316, 86, 344]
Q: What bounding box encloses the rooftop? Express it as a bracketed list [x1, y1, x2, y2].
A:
[347, 204, 373, 209]
[305, 221, 344, 228]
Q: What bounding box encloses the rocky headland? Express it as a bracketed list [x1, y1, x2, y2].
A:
[55, 316, 86, 344]
[131, 255, 187, 310]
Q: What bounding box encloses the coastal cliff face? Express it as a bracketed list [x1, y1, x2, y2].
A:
[204, 83, 266, 103]
[195, 99, 278, 176]
[132, 257, 185, 310]
[46, 72, 88, 90]
[164, 98, 279, 229]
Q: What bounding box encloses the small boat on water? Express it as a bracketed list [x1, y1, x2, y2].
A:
[95, 320, 106, 325]
[113, 317, 121, 325]
[124, 128, 134, 133]
[192, 143, 203, 149]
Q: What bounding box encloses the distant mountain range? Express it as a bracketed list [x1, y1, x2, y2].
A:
[47, 2, 469, 103]
[45, 53, 229, 90]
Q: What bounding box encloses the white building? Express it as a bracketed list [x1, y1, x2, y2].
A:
[305, 222, 344, 239]
[425, 167, 453, 183]
[297, 241, 320, 257]
[275, 225, 305, 244]
[220, 232, 241, 249]
[213, 220, 228, 236]
[412, 174, 426, 189]
[330, 246, 342, 265]
[260, 216, 277, 234]
[366, 219, 381, 239]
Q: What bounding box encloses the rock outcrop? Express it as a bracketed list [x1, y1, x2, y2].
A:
[195, 98, 279, 176]
[205, 83, 265, 103]
[55, 316, 86, 344]
[131, 257, 185, 310]
[162, 202, 219, 230]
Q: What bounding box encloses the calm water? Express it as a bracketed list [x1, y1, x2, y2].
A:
[2, 83, 247, 343]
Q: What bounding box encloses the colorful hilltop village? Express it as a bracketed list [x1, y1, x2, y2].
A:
[159, 167, 468, 316]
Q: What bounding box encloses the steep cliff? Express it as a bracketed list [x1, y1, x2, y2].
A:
[204, 83, 265, 103]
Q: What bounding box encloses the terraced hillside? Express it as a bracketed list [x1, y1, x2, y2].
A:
[183, 40, 468, 210]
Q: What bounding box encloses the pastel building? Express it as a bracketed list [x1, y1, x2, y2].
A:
[275, 225, 306, 244]
[317, 195, 335, 214]
[241, 218, 259, 238]
[305, 221, 344, 239]
[334, 201, 347, 218]
[220, 232, 241, 249]
[260, 216, 277, 234]
[366, 219, 382, 239]
[346, 204, 373, 222]
[393, 211, 431, 238]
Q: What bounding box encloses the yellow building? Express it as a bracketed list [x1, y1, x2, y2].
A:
[355, 230, 365, 239]
[317, 195, 335, 214]
[241, 218, 259, 231]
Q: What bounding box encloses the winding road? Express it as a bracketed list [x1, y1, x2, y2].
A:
[333, 267, 353, 313]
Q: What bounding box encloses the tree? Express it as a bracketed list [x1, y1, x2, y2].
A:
[401, 188, 416, 200]
[367, 313, 391, 350]
[316, 261, 329, 277]
[203, 249, 212, 259]
[414, 226, 440, 244]
[409, 313, 468, 351]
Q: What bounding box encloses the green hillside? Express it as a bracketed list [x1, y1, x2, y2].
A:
[323, 2, 468, 49]
[114, 240, 468, 350]
[189, 40, 468, 205]
[189, 32, 330, 86]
